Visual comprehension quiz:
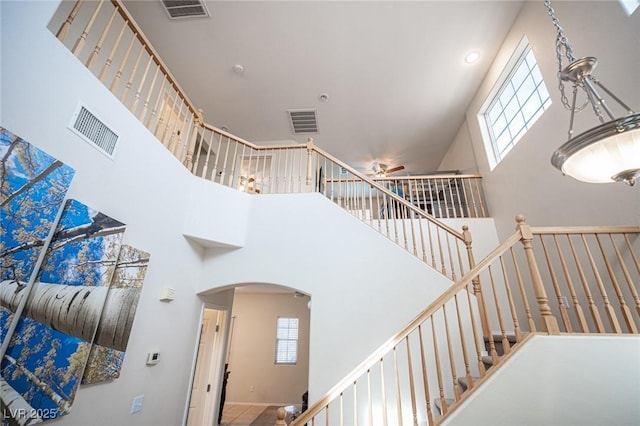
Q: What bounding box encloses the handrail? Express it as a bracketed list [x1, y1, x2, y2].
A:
[293, 231, 522, 423]
[292, 217, 640, 425]
[311, 145, 464, 240]
[49, 0, 480, 281]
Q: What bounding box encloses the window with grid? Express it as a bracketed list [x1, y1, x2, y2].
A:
[483, 39, 551, 168]
[275, 317, 299, 364]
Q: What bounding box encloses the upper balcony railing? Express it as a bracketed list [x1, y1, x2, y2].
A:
[49, 0, 490, 281]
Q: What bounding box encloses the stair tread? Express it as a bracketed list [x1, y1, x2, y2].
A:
[484, 333, 518, 343]
[457, 376, 481, 392]
[434, 397, 456, 414]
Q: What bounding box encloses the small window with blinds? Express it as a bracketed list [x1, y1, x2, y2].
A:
[275, 317, 299, 365]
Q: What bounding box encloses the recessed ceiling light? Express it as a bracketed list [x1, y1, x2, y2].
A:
[233, 64, 244, 74]
[464, 51, 480, 64]
[319, 93, 329, 102]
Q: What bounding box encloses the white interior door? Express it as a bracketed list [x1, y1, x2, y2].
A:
[187, 308, 226, 426]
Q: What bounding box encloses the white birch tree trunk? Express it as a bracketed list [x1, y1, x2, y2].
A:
[0, 280, 139, 351]
[0, 377, 43, 425]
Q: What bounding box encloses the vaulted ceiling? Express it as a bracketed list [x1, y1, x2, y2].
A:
[123, 0, 525, 175]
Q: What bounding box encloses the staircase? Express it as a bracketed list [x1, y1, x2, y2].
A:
[433, 332, 520, 418]
[47, 4, 640, 424]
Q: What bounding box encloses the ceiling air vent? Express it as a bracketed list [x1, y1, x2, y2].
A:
[288, 109, 319, 134]
[161, 0, 210, 19]
[69, 104, 119, 158]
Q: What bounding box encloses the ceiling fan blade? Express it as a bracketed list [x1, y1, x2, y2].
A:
[386, 165, 405, 174]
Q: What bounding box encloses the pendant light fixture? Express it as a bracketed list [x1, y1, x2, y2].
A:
[545, 0, 640, 186]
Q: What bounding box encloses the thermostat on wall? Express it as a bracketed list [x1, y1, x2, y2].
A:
[146, 351, 160, 365]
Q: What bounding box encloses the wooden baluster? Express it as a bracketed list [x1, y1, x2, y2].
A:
[552, 235, 589, 332]
[99, 19, 127, 82]
[339, 392, 344, 426]
[538, 235, 573, 332]
[367, 369, 373, 426]
[453, 294, 473, 394]
[418, 218, 428, 263]
[200, 132, 216, 181]
[475, 178, 487, 217]
[463, 281, 487, 378]
[86, 6, 117, 69]
[209, 132, 222, 181]
[260, 147, 269, 193]
[227, 140, 240, 189]
[581, 234, 622, 333]
[379, 358, 389, 425]
[431, 316, 447, 416]
[353, 381, 358, 426]
[146, 78, 165, 128]
[184, 110, 202, 171]
[459, 178, 471, 218]
[110, 34, 135, 92]
[138, 65, 160, 123]
[463, 226, 490, 338]
[446, 234, 456, 281]
[167, 102, 186, 154]
[159, 89, 179, 146]
[436, 227, 446, 277]
[427, 178, 436, 217]
[305, 138, 314, 192]
[510, 247, 536, 332]
[417, 324, 435, 425]
[392, 347, 403, 425]
[614, 234, 640, 316]
[567, 234, 605, 332]
[130, 55, 154, 114]
[405, 336, 418, 426]
[516, 215, 560, 334]
[597, 234, 637, 333]
[447, 178, 457, 218]
[426, 220, 437, 270]
[486, 264, 505, 362]
[498, 256, 523, 343]
[442, 304, 461, 402]
[72, 0, 104, 56]
[57, 0, 85, 41]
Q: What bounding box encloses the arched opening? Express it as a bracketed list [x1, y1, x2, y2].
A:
[186, 283, 311, 426]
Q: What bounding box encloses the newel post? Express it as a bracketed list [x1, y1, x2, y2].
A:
[463, 225, 491, 337]
[515, 215, 560, 335]
[275, 407, 287, 425]
[305, 137, 314, 192]
[184, 109, 203, 172]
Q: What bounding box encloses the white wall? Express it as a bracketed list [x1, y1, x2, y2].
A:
[225, 291, 310, 406]
[444, 1, 640, 239]
[1, 2, 206, 426]
[199, 193, 460, 400]
[444, 335, 640, 426]
[2, 4, 493, 425]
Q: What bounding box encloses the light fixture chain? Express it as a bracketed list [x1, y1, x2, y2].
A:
[545, 0, 590, 113]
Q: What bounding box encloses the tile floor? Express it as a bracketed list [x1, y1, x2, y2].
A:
[219, 404, 265, 426]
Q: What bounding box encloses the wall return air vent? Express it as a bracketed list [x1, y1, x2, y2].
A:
[69, 104, 119, 158]
[288, 109, 319, 134]
[161, 0, 210, 19]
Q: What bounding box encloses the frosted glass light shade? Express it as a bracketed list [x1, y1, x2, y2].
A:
[551, 113, 640, 185]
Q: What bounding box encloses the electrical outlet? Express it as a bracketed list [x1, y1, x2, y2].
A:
[560, 296, 569, 307]
[131, 395, 144, 414]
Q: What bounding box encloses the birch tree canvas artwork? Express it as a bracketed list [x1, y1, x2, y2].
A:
[1, 199, 126, 423]
[82, 245, 150, 384]
[0, 127, 75, 344]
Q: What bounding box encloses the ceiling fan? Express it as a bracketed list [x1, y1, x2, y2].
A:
[371, 162, 405, 177]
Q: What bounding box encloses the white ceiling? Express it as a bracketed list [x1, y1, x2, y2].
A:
[122, 0, 525, 175]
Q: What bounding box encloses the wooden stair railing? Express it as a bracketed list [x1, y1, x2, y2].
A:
[49, 0, 483, 281]
[286, 216, 640, 425]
